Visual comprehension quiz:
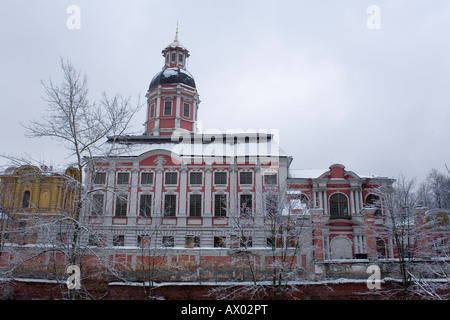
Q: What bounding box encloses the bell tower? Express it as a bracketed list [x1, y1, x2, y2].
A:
[145, 27, 200, 136]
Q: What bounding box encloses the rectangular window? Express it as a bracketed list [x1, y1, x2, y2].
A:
[214, 194, 227, 217]
[150, 103, 155, 118]
[88, 234, 99, 247]
[139, 194, 152, 217]
[185, 235, 200, 248]
[214, 172, 227, 185]
[165, 172, 178, 185]
[117, 172, 130, 185]
[240, 236, 253, 248]
[179, 53, 183, 63]
[239, 172, 253, 185]
[189, 194, 202, 217]
[240, 194, 253, 216]
[183, 103, 190, 118]
[141, 172, 154, 185]
[137, 235, 150, 247]
[91, 194, 104, 216]
[265, 194, 278, 217]
[113, 235, 125, 247]
[162, 236, 174, 247]
[189, 172, 202, 185]
[164, 101, 172, 115]
[214, 236, 226, 248]
[171, 52, 176, 63]
[164, 194, 177, 216]
[264, 173, 278, 185]
[93, 172, 106, 184]
[115, 194, 128, 216]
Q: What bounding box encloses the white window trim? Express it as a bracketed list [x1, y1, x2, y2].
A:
[188, 192, 203, 217]
[213, 192, 228, 217]
[238, 170, 253, 187]
[189, 171, 203, 187]
[140, 171, 155, 186]
[163, 192, 178, 217]
[213, 170, 228, 187]
[139, 192, 154, 217]
[238, 191, 254, 216]
[164, 171, 179, 186]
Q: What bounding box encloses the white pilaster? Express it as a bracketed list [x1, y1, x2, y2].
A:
[179, 163, 188, 215]
[204, 164, 213, 216]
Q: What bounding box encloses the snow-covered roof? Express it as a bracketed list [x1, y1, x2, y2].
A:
[164, 39, 188, 52]
[289, 169, 328, 179]
[104, 133, 289, 161]
[288, 168, 389, 180]
[161, 67, 193, 79]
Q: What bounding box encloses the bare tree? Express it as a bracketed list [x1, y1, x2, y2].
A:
[211, 183, 314, 300]
[423, 169, 450, 209]
[23, 58, 141, 184]
[135, 209, 175, 300]
[6, 58, 143, 299]
[375, 174, 449, 299]
[262, 185, 312, 299]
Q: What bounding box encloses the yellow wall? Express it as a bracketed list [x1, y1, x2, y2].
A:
[0, 165, 81, 244]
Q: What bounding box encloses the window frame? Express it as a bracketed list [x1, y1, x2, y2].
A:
[91, 193, 104, 216]
[93, 172, 106, 185]
[163, 100, 172, 116]
[240, 194, 253, 217]
[185, 235, 200, 248]
[149, 103, 155, 118]
[117, 172, 130, 185]
[139, 194, 153, 217]
[214, 171, 227, 185]
[189, 172, 203, 185]
[329, 193, 349, 217]
[141, 172, 154, 185]
[22, 190, 31, 208]
[214, 236, 226, 248]
[189, 194, 202, 217]
[263, 172, 278, 185]
[183, 102, 190, 118]
[162, 235, 175, 247]
[115, 194, 128, 217]
[164, 172, 178, 185]
[113, 235, 125, 247]
[239, 171, 253, 185]
[163, 194, 177, 217]
[214, 193, 227, 217]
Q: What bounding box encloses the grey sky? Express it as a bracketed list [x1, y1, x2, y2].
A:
[1, 0, 449, 182]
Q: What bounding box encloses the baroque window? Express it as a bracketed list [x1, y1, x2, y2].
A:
[329, 193, 349, 216]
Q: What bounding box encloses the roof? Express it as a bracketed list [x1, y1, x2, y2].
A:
[288, 168, 390, 180]
[103, 133, 289, 162]
[149, 67, 196, 90]
[289, 169, 329, 179]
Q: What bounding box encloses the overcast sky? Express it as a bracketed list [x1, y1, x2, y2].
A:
[1, 0, 449, 182]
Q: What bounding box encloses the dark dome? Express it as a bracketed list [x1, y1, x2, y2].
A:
[149, 67, 196, 91]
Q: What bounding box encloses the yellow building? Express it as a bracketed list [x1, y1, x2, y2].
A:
[0, 165, 81, 245]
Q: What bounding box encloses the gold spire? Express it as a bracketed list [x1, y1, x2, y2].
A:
[175, 22, 179, 42]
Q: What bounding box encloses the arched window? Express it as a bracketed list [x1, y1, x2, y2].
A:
[329, 193, 348, 216]
[366, 194, 382, 216]
[330, 237, 353, 259]
[22, 191, 31, 208]
[376, 238, 386, 258]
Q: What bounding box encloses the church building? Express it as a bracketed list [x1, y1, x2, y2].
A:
[80, 31, 410, 281]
